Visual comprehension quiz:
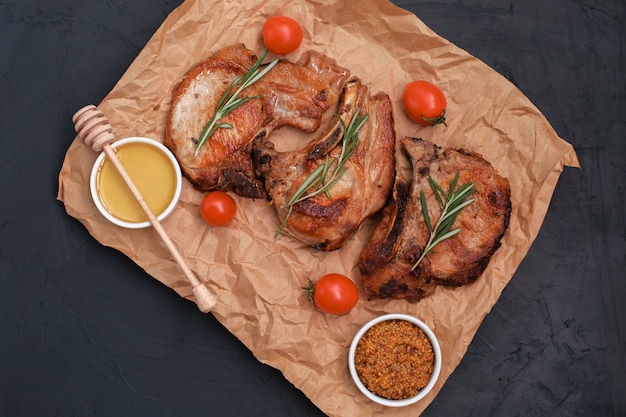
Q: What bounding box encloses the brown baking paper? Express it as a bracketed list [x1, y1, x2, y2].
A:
[57, 0, 580, 415]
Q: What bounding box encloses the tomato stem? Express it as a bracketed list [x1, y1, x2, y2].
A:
[421, 109, 447, 126]
[303, 278, 316, 303]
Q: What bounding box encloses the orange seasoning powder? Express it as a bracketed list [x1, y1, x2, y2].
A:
[354, 319, 435, 400]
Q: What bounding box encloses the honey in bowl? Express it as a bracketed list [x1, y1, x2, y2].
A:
[90, 137, 182, 228]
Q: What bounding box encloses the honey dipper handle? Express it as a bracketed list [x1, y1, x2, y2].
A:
[101, 144, 218, 313]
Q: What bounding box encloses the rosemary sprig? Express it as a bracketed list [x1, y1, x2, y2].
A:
[275, 109, 370, 237]
[194, 49, 279, 156]
[411, 172, 476, 271]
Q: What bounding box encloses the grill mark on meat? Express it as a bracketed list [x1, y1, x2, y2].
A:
[307, 125, 343, 160]
[380, 279, 409, 298]
[220, 168, 266, 198]
[296, 198, 347, 221]
[359, 137, 511, 301]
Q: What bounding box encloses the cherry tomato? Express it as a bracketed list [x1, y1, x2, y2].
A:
[402, 80, 447, 126]
[262, 16, 303, 55]
[200, 191, 237, 226]
[305, 274, 359, 315]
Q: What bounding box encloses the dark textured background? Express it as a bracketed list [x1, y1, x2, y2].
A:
[1, 1, 624, 416]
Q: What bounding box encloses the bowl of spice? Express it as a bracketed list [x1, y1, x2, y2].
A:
[348, 313, 441, 407]
[90, 137, 182, 229]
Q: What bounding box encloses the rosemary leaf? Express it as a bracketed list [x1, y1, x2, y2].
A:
[194, 50, 279, 156]
[438, 211, 459, 236]
[428, 176, 446, 207]
[411, 173, 476, 271]
[439, 197, 476, 223]
[420, 191, 432, 233]
[275, 109, 369, 237]
[290, 161, 328, 205]
[430, 227, 462, 247]
[448, 171, 460, 197]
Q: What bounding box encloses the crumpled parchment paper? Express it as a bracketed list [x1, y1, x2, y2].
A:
[57, 0, 580, 415]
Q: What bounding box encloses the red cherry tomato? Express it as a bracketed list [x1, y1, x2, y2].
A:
[305, 274, 359, 315]
[200, 191, 237, 226]
[402, 80, 447, 126]
[262, 16, 303, 55]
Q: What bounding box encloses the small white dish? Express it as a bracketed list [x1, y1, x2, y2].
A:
[89, 137, 182, 229]
[348, 313, 442, 407]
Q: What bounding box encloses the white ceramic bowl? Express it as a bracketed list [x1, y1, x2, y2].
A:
[89, 137, 182, 229]
[348, 313, 442, 407]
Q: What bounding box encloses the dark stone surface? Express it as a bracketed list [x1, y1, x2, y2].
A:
[1, 1, 624, 416]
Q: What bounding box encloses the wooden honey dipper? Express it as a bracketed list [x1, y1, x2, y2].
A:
[72, 105, 217, 313]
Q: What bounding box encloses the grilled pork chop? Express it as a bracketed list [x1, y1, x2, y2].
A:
[359, 138, 511, 301]
[165, 44, 340, 198]
[254, 78, 396, 251]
